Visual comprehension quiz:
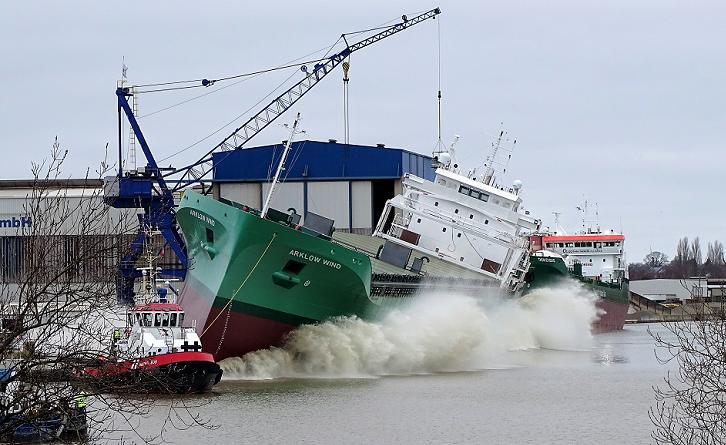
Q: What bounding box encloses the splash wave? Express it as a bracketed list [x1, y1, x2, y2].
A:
[219, 285, 599, 380]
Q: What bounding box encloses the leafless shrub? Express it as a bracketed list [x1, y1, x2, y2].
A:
[0, 138, 214, 443]
[649, 289, 726, 444]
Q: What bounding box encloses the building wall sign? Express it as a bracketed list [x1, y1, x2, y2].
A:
[0, 216, 32, 229]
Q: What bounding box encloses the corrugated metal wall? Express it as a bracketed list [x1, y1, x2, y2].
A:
[0, 191, 134, 236]
[219, 183, 261, 209]
[261, 182, 304, 216]
[307, 181, 349, 230]
[351, 181, 372, 233]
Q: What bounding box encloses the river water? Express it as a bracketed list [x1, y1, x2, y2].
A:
[125, 290, 676, 444]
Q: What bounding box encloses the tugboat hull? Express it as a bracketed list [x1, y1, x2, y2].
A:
[85, 351, 223, 394]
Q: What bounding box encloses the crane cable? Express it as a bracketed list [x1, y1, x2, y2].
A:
[435, 15, 444, 152]
[157, 69, 299, 163]
[131, 10, 423, 95]
[145, 10, 433, 164]
[137, 41, 344, 119]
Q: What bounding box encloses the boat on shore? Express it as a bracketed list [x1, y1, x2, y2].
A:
[176, 132, 542, 360]
[84, 259, 222, 393]
[0, 367, 88, 443]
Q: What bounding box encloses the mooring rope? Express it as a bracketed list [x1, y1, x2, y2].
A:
[200, 233, 278, 345]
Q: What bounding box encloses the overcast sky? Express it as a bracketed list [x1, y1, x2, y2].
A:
[1, 0, 724, 261]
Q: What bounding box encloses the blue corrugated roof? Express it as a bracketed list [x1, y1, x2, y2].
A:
[212, 140, 436, 182]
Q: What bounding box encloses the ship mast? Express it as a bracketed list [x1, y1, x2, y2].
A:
[261, 113, 302, 218]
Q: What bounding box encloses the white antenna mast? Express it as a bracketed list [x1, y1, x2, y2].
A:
[261, 113, 303, 218]
[553, 211, 561, 235]
[576, 200, 589, 233]
[595, 202, 600, 233]
[118, 58, 138, 172]
[483, 125, 505, 186]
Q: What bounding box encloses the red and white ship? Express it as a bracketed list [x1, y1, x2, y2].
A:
[528, 207, 630, 332]
[85, 260, 222, 393]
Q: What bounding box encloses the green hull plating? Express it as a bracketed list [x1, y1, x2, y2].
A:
[177, 191, 406, 358]
[526, 255, 629, 304]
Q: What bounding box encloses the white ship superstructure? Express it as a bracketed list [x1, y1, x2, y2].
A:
[373, 136, 540, 293]
[538, 232, 626, 283]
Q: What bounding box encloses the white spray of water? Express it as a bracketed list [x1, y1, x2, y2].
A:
[219, 284, 601, 380]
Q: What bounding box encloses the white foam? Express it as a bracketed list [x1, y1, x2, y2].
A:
[219, 284, 600, 380]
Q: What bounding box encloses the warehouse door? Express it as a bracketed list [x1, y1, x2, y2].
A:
[371, 179, 395, 228]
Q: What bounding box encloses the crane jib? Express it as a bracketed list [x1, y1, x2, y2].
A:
[166, 7, 441, 188]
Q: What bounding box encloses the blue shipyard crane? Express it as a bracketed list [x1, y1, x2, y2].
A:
[106, 7, 441, 303]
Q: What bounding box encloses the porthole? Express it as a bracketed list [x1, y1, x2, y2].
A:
[435, 202, 439, 207]
[442, 228, 447, 232]
[457, 233, 462, 238]
[469, 214, 474, 219]
[454, 209, 459, 214]
[417, 218, 421, 223]
[484, 220, 489, 225]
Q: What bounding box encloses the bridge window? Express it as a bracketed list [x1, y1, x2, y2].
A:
[154, 313, 162, 327]
[142, 313, 152, 327]
[162, 313, 170, 327]
[170, 313, 178, 327]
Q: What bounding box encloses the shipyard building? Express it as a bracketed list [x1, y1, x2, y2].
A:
[212, 140, 435, 234]
[1, 141, 434, 284]
[0, 179, 136, 286]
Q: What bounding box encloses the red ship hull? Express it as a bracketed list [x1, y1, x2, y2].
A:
[593, 298, 629, 333]
[85, 351, 223, 393]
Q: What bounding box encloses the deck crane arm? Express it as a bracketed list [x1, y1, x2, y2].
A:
[108, 7, 441, 304]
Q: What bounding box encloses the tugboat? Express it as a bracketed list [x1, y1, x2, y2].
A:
[85, 255, 222, 393]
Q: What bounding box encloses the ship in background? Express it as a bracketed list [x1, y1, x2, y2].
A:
[526, 206, 630, 332]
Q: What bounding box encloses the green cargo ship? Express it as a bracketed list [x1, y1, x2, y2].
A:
[176, 191, 500, 359]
